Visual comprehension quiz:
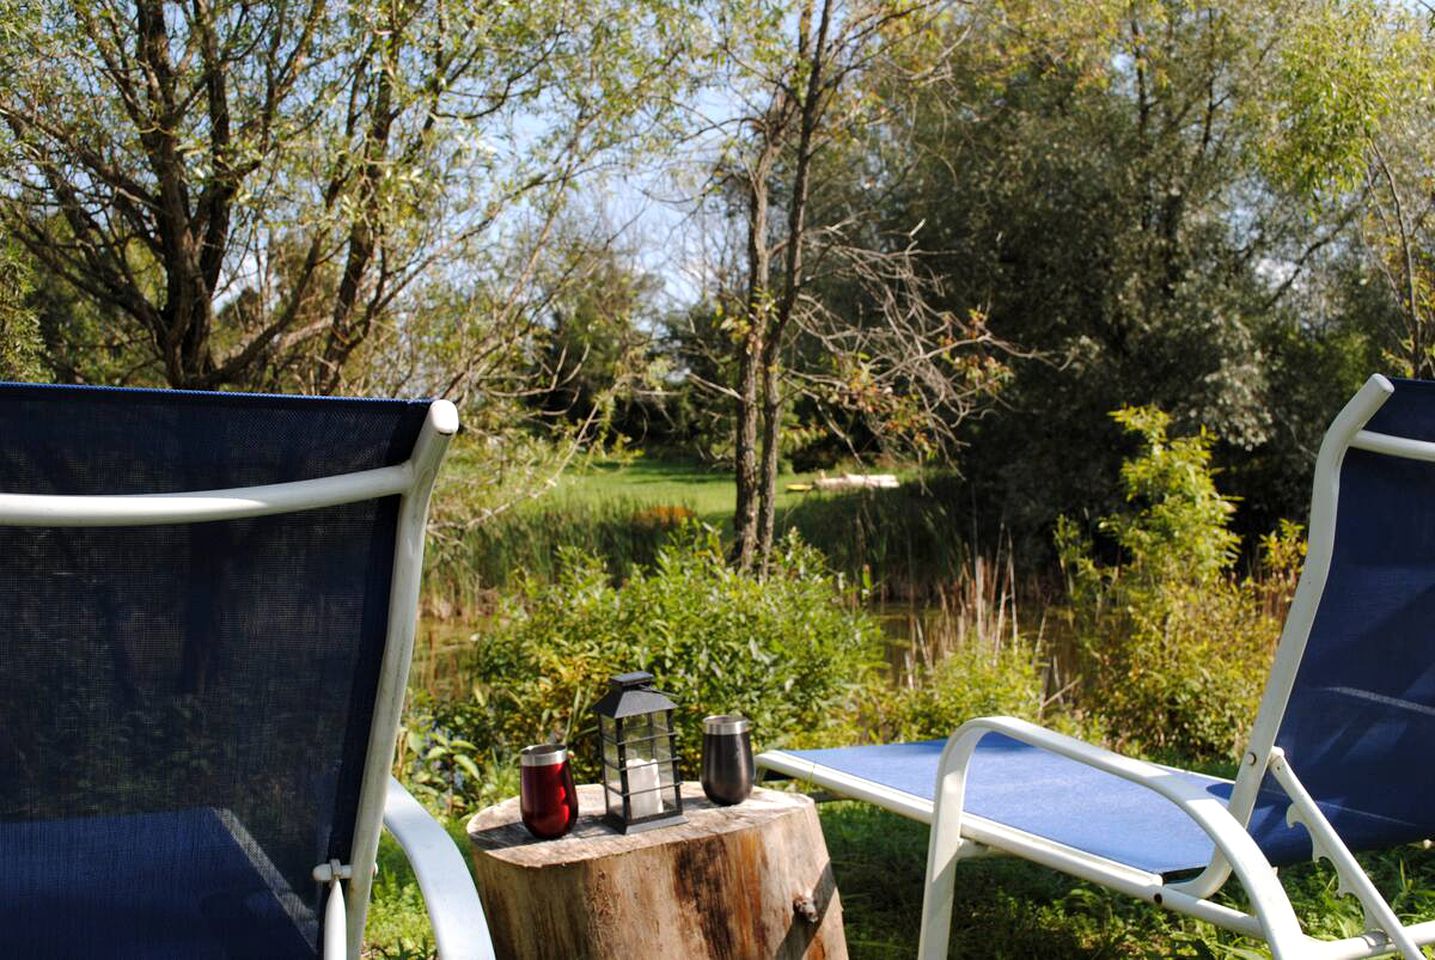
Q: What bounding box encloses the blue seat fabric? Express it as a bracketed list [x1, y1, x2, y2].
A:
[779, 736, 1390, 875]
[0, 383, 432, 957]
[0, 809, 313, 959]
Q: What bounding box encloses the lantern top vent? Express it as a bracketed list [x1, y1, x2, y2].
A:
[592, 671, 677, 719]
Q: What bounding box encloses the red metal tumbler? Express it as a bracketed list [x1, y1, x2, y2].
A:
[519, 743, 578, 839]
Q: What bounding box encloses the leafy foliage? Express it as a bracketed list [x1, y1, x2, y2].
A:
[1057, 407, 1291, 761]
[0, 240, 40, 380]
[873, 639, 1079, 743]
[416, 525, 882, 800]
[1259, 0, 1424, 200]
[0, 0, 698, 392]
[830, 0, 1388, 558]
[1102, 406, 1239, 585]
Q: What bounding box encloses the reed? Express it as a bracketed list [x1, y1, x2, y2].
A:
[783, 474, 970, 599]
[423, 495, 696, 617]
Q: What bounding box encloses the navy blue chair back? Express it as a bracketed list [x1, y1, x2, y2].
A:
[0, 384, 432, 958]
[1273, 378, 1435, 854]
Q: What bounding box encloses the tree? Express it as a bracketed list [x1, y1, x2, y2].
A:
[0, 238, 41, 380]
[693, 0, 1009, 569]
[0, 0, 693, 393]
[858, 0, 1363, 551]
[527, 228, 667, 441]
[1261, 0, 1435, 378]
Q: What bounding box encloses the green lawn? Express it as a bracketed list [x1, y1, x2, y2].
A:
[552, 457, 809, 527]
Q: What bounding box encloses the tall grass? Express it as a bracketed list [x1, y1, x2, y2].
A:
[885, 544, 1029, 673]
[422, 461, 978, 613]
[423, 496, 695, 617]
[869, 541, 1085, 744]
[784, 474, 971, 599]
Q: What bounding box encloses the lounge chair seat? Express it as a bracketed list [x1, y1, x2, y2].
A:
[768, 737, 1422, 876]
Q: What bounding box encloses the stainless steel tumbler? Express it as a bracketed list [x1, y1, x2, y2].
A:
[701, 714, 754, 805]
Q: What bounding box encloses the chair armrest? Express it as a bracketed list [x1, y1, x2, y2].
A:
[382, 778, 496, 960]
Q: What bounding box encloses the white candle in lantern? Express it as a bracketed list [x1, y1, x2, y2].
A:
[626, 757, 662, 818]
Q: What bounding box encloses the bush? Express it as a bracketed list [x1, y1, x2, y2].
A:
[395, 696, 521, 816]
[1057, 406, 1291, 762]
[421, 525, 883, 794]
[875, 639, 1077, 742]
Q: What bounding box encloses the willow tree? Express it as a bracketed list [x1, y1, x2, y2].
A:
[817, 0, 1385, 546]
[0, 239, 40, 379]
[692, 0, 1009, 570]
[0, 0, 692, 393]
[1261, 0, 1435, 379]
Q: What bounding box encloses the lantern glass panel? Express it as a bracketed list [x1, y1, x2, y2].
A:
[652, 723, 672, 768]
[600, 715, 623, 819]
[653, 715, 677, 813]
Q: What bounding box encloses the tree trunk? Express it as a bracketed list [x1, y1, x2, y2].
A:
[734, 170, 774, 570]
[467, 783, 846, 960]
[754, 0, 830, 568]
[756, 359, 783, 567]
[733, 333, 762, 570]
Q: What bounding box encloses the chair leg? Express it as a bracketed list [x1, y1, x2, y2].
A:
[1269, 751, 1424, 960]
[314, 859, 354, 960]
[324, 875, 346, 960]
[918, 751, 979, 960]
[919, 832, 985, 958]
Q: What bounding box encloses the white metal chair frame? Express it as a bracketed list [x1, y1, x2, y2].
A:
[0, 398, 494, 960]
[761, 374, 1433, 960]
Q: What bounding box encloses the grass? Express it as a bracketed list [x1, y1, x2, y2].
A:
[820, 802, 1190, 958]
[818, 801, 1435, 958]
[555, 460, 981, 599]
[554, 456, 809, 526]
[365, 798, 1435, 958]
[364, 823, 464, 959]
[423, 456, 867, 610]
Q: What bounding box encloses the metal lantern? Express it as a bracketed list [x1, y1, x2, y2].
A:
[592, 671, 685, 833]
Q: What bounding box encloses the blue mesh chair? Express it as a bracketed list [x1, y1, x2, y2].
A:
[758, 374, 1435, 959]
[0, 383, 493, 960]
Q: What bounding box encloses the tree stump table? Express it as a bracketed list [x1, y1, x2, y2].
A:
[466, 782, 846, 960]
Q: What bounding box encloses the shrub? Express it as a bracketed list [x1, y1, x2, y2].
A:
[426, 525, 883, 793]
[1057, 406, 1288, 762]
[396, 694, 521, 816]
[866, 545, 1091, 743]
[874, 639, 1078, 742]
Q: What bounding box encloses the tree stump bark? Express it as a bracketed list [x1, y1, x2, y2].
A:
[467, 782, 846, 960]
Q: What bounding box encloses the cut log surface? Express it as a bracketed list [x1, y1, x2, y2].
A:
[467, 782, 846, 960]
